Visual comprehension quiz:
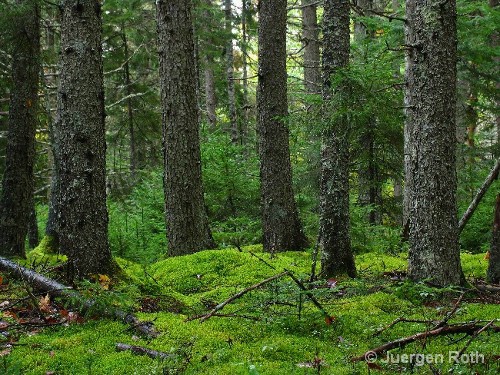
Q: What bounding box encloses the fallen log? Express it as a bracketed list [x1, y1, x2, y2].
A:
[0, 256, 158, 337]
[115, 343, 175, 360]
[351, 321, 500, 362]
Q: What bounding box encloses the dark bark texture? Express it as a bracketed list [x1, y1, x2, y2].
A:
[156, 0, 216, 256]
[55, 0, 112, 278]
[301, 0, 321, 94]
[0, 0, 40, 257]
[318, 0, 356, 278]
[404, 0, 464, 286]
[257, 0, 308, 253]
[487, 194, 500, 284]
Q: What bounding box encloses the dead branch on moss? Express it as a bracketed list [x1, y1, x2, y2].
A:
[0, 256, 158, 337]
[352, 321, 500, 362]
[195, 271, 288, 322]
[115, 343, 175, 360]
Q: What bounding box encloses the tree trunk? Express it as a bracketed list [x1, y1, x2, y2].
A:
[204, 56, 217, 128]
[121, 25, 137, 180]
[301, 0, 321, 94]
[241, 0, 250, 143]
[489, 0, 500, 150]
[404, 0, 464, 286]
[55, 0, 112, 279]
[225, 0, 238, 144]
[354, 0, 382, 225]
[28, 201, 39, 249]
[257, 0, 308, 253]
[487, 194, 500, 284]
[318, 0, 356, 278]
[0, 0, 40, 258]
[156, 0, 216, 256]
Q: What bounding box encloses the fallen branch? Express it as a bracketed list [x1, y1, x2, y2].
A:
[115, 343, 175, 360]
[474, 283, 500, 293]
[0, 256, 158, 337]
[458, 157, 500, 234]
[197, 271, 288, 322]
[351, 322, 499, 362]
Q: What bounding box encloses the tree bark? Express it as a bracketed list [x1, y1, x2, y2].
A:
[301, 0, 321, 94]
[55, 0, 112, 279]
[156, 0, 216, 256]
[487, 193, 500, 283]
[257, 0, 308, 253]
[404, 0, 464, 286]
[28, 201, 39, 249]
[225, 0, 238, 144]
[204, 56, 217, 128]
[318, 0, 356, 278]
[241, 0, 250, 143]
[121, 25, 137, 181]
[0, 0, 40, 258]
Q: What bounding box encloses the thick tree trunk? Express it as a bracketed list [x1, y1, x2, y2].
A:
[404, 0, 464, 286]
[55, 0, 112, 279]
[318, 0, 356, 278]
[225, 0, 238, 144]
[156, 0, 216, 256]
[257, 0, 308, 253]
[0, 0, 40, 258]
[487, 194, 500, 284]
[301, 0, 321, 94]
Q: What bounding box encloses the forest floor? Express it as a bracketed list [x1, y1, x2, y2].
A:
[0, 246, 498, 374]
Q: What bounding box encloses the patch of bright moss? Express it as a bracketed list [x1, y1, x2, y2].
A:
[4, 248, 499, 374]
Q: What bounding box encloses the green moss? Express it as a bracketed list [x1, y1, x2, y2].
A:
[4, 249, 499, 374]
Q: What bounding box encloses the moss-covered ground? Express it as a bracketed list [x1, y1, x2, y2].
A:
[1, 247, 498, 374]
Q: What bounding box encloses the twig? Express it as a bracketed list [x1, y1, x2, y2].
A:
[458, 157, 500, 233]
[185, 313, 261, 322]
[115, 343, 175, 360]
[433, 292, 465, 329]
[351, 322, 500, 362]
[373, 317, 435, 337]
[197, 271, 288, 322]
[456, 320, 495, 358]
[285, 269, 331, 321]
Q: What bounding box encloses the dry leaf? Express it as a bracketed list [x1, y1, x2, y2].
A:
[0, 348, 11, 356]
[485, 251, 490, 260]
[39, 294, 52, 313]
[98, 274, 111, 290]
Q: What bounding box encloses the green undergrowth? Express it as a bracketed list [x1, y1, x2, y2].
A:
[2, 248, 499, 374]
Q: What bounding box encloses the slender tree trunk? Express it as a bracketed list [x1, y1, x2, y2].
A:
[257, 0, 308, 253]
[301, 0, 321, 94]
[0, 0, 40, 258]
[156, 0, 216, 256]
[28, 201, 39, 249]
[225, 0, 238, 144]
[204, 56, 217, 128]
[489, 0, 500, 150]
[55, 0, 112, 279]
[404, 0, 464, 286]
[241, 0, 250, 143]
[318, 0, 356, 278]
[487, 194, 500, 284]
[121, 25, 137, 180]
[355, 0, 382, 225]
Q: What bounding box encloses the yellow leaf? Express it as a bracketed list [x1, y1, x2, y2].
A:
[39, 294, 51, 313]
[98, 274, 111, 290]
